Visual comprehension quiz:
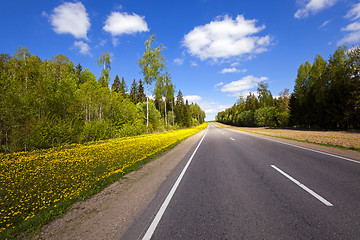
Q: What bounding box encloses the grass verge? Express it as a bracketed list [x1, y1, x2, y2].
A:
[0, 123, 208, 239]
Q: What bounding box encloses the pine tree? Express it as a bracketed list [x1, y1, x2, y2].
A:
[75, 63, 84, 85]
[175, 90, 184, 125]
[137, 79, 146, 103]
[112, 75, 121, 93]
[129, 79, 138, 103]
[120, 76, 127, 96]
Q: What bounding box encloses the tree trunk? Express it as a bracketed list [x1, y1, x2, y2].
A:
[164, 99, 167, 127]
[146, 83, 149, 134]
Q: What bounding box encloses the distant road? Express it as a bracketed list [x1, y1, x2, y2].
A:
[121, 123, 360, 239]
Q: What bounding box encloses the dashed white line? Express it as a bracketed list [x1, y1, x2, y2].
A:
[230, 137, 235, 141]
[142, 128, 208, 240]
[271, 165, 333, 207]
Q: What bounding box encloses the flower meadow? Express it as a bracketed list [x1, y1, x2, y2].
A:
[0, 123, 207, 238]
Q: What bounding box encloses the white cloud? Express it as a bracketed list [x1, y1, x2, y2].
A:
[183, 15, 271, 61]
[342, 22, 360, 32]
[230, 62, 240, 67]
[74, 41, 91, 55]
[112, 37, 120, 46]
[295, 0, 337, 19]
[50, 2, 90, 40]
[339, 3, 360, 45]
[214, 82, 224, 88]
[338, 29, 360, 45]
[345, 2, 360, 20]
[220, 67, 247, 74]
[221, 75, 267, 96]
[184, 95, 202, 103]
[319, 20, 330, 29]
[174, 58, 184, 65]
[103, 12, 149, 36]
[191, 61, 198, 67]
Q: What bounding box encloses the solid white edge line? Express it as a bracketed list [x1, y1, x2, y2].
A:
[142, 128, 208, 240]
[271, 165, 333, 207]
[220, 126, 360, 165]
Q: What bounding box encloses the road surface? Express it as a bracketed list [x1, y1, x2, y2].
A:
[121, 123, 360, 239]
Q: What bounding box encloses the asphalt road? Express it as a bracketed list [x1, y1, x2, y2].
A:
[121, 123, 360, 240]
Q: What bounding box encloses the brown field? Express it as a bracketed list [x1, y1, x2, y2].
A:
[215, 122, 360, 151]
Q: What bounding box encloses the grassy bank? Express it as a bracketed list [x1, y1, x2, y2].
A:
[0, 123, 208, 239]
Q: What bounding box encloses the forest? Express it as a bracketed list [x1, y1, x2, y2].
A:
[0, 37, 205, 153]
[216, 46, 360, 129]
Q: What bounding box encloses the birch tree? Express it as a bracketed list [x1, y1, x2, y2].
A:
[137, 35, 165, 133]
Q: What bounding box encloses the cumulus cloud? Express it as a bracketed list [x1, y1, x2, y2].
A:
[295, 0, 337, 19]
[339, 3, 360, 45]
[220, 67, 247, 74]
[221, 75, 267, 96]
[74, 41, 91, 55]
[183, 15, 271, 61]
[50, 2, 90, 39]
[184, 95, 202, 103]
[103, 12, 149, 36]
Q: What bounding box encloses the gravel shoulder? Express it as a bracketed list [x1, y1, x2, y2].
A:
[33, 130, 205, 240]
[216, 122, 360, 161]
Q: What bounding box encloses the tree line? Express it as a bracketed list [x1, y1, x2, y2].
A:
[216, 82, 290, 128]
[216, 46, 360, 129]
[0, 36, 205, 153]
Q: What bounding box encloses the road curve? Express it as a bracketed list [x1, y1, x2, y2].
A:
[121, 123, 360, 240]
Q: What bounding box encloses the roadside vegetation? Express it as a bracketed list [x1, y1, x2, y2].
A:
[0, 34, 205, 154]
[0, 123, 207, 239]
[216, 46, 360, 130]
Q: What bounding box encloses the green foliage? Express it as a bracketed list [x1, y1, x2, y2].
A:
[129, 78, 138, 103]
[218, 45, 360, 130]
[96, 51, 111, 88]
[137, 34, 166, 133]
[137, 79, 146, 103]
[216, 84, 290, 127]
[0, 46, 206, 153]
[289, 46, 360, 129]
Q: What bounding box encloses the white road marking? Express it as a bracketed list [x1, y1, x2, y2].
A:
[224, 127, 359, 165]
[230, 137, 235, 141]
[271, 165, 333, 207]
[142, 128, 208, 240]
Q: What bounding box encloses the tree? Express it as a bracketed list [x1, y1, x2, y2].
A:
[120, 76, 127, 96]
[137, 35, 165, 133]
[112, 75, 121, 93]
[75, 63, 84, 85]
[137, 79, 146, 103]
[257, 81, 273, 107]
[129, 79, 138, 103]
[96, 51, 111, 88]
[175, 90, 184, 126]
[164, 72, 174, 126]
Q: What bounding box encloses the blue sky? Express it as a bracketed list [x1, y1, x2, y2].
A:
[1, 0, 360, 121]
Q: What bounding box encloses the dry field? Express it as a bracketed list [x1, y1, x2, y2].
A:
[216, 123, 360, 151]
